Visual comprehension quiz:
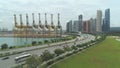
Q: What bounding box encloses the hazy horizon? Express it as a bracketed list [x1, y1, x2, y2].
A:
[0, 0, 120, 30]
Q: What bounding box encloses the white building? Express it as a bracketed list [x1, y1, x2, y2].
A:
[96, 10, 102, 33]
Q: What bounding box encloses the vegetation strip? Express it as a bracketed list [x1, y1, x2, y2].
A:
[51, 36, 120, 68]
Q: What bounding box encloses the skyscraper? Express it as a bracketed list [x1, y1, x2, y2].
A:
[96, 10, 102, 33]
[73, 20, 79, 32]
[86, 20, 90, 33]
[78, 15, 83, 32]
[93, 18, 97, 33]
[90, 18, 96, 33]
[82, 21, 86, 33]
[89, 18, 96, 33]
[104, 8, 110, 32]
[66, 20, 73, 33]
[66, 22, 69, 33]
[82, 20, 90, 33]
[90, 18, 94, 33]
[102, 18, 105, 32]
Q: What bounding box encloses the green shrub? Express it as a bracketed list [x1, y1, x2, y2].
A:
[32, 41, 37, 46]
[9, 46, 15, 49]
[38, 41, 43, 45]
[71, 45, 78, 50]
[26, 55, 42, 68]
[47, 60, 55, 65]
[63, 46, 72, 51]
[44, 40, 50, 43]
[41, 50, 54, 61]
[51, 39, 55, 43]
[1, 43, 8, 49]
[54, 48, 65, 56]
[56, 56, 65, 61]
[78, 48, 82, 51]
[77, 44, 83, 48]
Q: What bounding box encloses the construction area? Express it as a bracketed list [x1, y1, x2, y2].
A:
[13, 13, 62, 38]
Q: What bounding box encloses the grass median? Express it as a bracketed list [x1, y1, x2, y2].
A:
[51, 37, 120, 68]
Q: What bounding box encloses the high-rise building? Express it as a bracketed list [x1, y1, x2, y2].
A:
[82, 20, 90, 33]
[96, 10, 102, 33]
[86, 20, 90, 33]
[90, 18, 97, 33]
[93, 18, 97, 33]
[78, 15, 83, 32]
[66, 20, 73, 33]
[90, 18, 94, 33]
[73, 20, 79, 32]
[68, 20, 73, 33]
[83, 21, 86, 33]
[66, 22, 69, 33]
[102, 18, 105, 32]
[104, 8, 110, 33]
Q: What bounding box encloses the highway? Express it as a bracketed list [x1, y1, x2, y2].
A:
[0, 34, 95, 68]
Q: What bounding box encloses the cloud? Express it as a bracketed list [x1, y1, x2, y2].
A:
[0, 0, 120, 30]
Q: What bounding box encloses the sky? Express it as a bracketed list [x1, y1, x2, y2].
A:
[0, 0, 120, 30]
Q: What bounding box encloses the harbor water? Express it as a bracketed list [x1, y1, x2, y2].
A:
[0, 37, 55, 46]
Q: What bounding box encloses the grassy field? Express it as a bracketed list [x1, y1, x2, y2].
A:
[51, 37, 120, 68]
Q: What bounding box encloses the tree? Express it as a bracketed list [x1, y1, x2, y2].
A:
[54, 48, 65, 56]
[9, 46, 15, 49]
[26, 55, 42, 68]
[41, 50, 54, 61]
[71, 45, 78, 50]
[90, 40, 95, 43]
[77, 44, 83, 48]
[32, 41, 37, 46]
[63, 46, 72, 51]
[44, 40, 49, 43]
[1, 43, 8, 49]
[51, 39, 55, 43]
[38, 41, 43, 45]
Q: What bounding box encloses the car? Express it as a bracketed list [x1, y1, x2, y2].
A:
[2, 56, 9, 60]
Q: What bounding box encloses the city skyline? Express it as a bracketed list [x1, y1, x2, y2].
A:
[66, 8, 110, 34]
[0, 0, 120, 30]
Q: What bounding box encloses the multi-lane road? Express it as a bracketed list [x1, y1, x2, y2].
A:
[0, 34, 95, 68]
